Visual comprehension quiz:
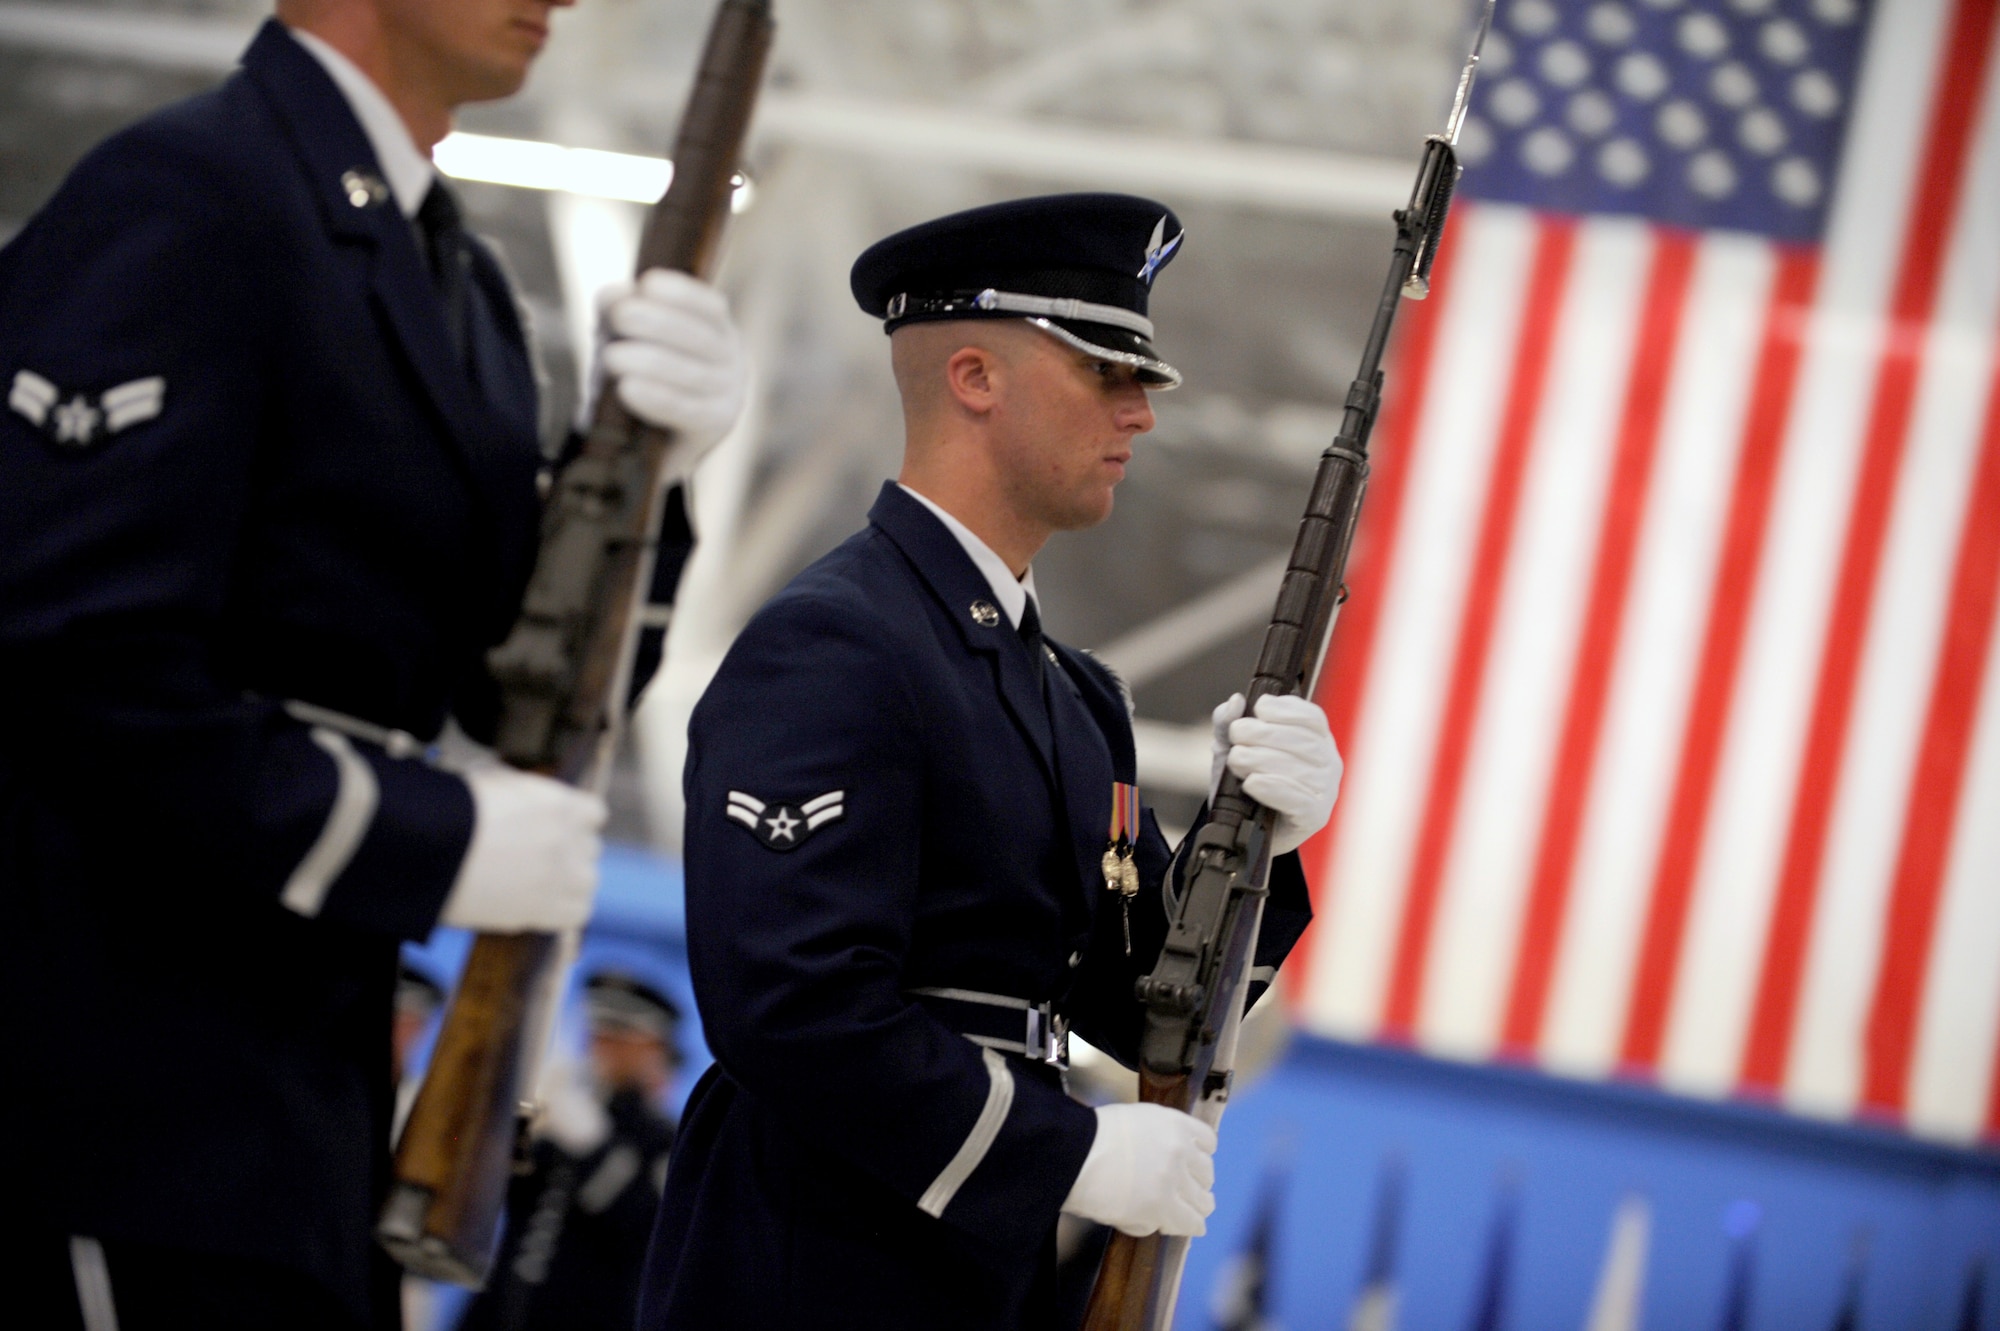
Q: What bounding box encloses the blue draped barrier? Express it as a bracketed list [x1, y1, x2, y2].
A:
[1188, 1036, 2000, 1330]
[402, 847, 2000, 1328]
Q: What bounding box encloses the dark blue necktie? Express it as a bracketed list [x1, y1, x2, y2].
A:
[1018, 595, 1048, 699]
[416, 180, 471, 372]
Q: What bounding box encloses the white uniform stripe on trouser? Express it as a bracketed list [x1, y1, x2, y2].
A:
[280, 728, 380, 917]
[69, 1236, 120, 1331]
[917, 1048, 1015, 1218]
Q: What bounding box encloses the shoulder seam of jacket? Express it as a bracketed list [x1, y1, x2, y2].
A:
[916, 1047, 1014, 1219]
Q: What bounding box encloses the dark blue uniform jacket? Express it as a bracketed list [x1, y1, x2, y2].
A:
[0, 23, 544, 1321]
[638, 483, 1313, 1330]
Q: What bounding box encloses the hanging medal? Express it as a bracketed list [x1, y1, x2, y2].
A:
[1104, 781, 1142, 954]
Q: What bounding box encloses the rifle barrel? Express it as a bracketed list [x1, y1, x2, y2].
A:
[1081, 6, 1498, 1323]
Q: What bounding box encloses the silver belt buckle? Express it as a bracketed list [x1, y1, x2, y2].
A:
[1025, 1004, 1070, 1069]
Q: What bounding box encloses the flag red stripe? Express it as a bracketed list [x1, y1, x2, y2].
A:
[1382, 217, 1577, 1038]
[1984, 1031, 2000, 1135]
[1989, 996, 2000, 1141]
[1740, 0, 1998, 1096]
[1620, 249, 1821, 1071]
[1861, 326, 2000, 1113]
[1502, 230, 1699, 1055]
[1291, 223, 1463, 1007]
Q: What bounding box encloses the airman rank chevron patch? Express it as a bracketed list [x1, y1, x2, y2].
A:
[8, 370, 165, 448]
[726, 789, 845, 851]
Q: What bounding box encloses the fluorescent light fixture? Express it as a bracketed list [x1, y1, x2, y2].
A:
[435, 132, 754, 212]
[436, 132, 672, 203]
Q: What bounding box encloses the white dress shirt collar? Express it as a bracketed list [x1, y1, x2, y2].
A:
[286, 26, 435, 219]
[897, 484, 1040, 630]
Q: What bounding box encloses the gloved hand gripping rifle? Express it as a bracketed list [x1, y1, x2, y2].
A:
[377, 0, 775, 1286]
[1080, 5, 1496, 1326]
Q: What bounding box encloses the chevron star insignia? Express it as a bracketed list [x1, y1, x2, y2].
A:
[726, 789, 846, 851]
[9, 370, 165, 449]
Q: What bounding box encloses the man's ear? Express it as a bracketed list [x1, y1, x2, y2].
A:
[943, 344, 1000, 416]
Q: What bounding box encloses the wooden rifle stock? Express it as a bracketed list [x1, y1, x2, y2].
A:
[1081, 4, 1495, 1323]
[1081, 1071, 1190, 1331]
[379, 0, 775, 1286]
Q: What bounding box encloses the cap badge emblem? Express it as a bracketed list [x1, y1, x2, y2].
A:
[341, 169, 390, 209]
[1137, 215, 1183, 285]
[970, 600, 1000, 627]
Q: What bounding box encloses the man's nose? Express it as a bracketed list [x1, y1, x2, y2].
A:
[1118, 389, 1155, 434]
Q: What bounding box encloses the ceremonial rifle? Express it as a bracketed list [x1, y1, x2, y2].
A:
[1080, 5, 1496, 1326]
[377, 0, 775, 1286]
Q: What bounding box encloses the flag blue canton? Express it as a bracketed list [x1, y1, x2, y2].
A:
[1457, 0, 1871, 242]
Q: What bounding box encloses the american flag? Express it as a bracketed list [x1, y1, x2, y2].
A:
[1292, 0, 2000, 1145]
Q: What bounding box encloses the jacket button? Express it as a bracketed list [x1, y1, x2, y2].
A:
[1068, 951, 1082, 968]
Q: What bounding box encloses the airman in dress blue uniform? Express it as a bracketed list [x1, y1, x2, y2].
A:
[461, 971, 684, 1331]
[0, 1, 745, 1325]
[638, 194, 1345, 1330]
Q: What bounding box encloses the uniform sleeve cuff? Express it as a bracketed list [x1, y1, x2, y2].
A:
[301, 748, 474, 939]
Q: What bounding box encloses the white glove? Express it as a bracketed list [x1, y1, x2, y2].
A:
[441, 766, 606, 933]
[1061, 1103, 1217, 1238]
[535, 1057, 612, 1156]
[1209, 692, 1343, 856]
[598, 268, 747, 471]
[432, 718, 503, 775]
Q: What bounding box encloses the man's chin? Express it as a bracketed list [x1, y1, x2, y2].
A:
[1054, 493, 1117, 533]
[454, 55, 534, 104]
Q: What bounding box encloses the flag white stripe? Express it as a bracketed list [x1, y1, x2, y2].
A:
[1303, 205, 1541, 1038]
[1884, 6, 2000, 1133]
[1421, 218, 1654, 1058]
[1904, 24, 2000, 1135]
[1787, 15, 2000, 1117]
[1542, 234, 1778, 1080]
[1652, 0, 1958, 1101]
[1906, 605, 2000, 1138]
[1291, 0, 2000, 1145]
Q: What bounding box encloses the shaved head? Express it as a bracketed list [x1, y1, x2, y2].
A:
[890, 320, 1038, 452]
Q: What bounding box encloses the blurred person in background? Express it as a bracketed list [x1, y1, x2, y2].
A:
[0, 0, 744, 1325]
[459, 970, 683, 1331]
[637, 195, 1342, 1330]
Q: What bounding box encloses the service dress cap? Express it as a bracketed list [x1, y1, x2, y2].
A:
[850, 192, 1186, 388]
[585, 969, 682, 1041]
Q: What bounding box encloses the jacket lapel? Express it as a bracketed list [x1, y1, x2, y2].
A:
[868, 484, 1056, 781]
[239, 20, 544, 620]
[1044, 651, 1118, 905]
